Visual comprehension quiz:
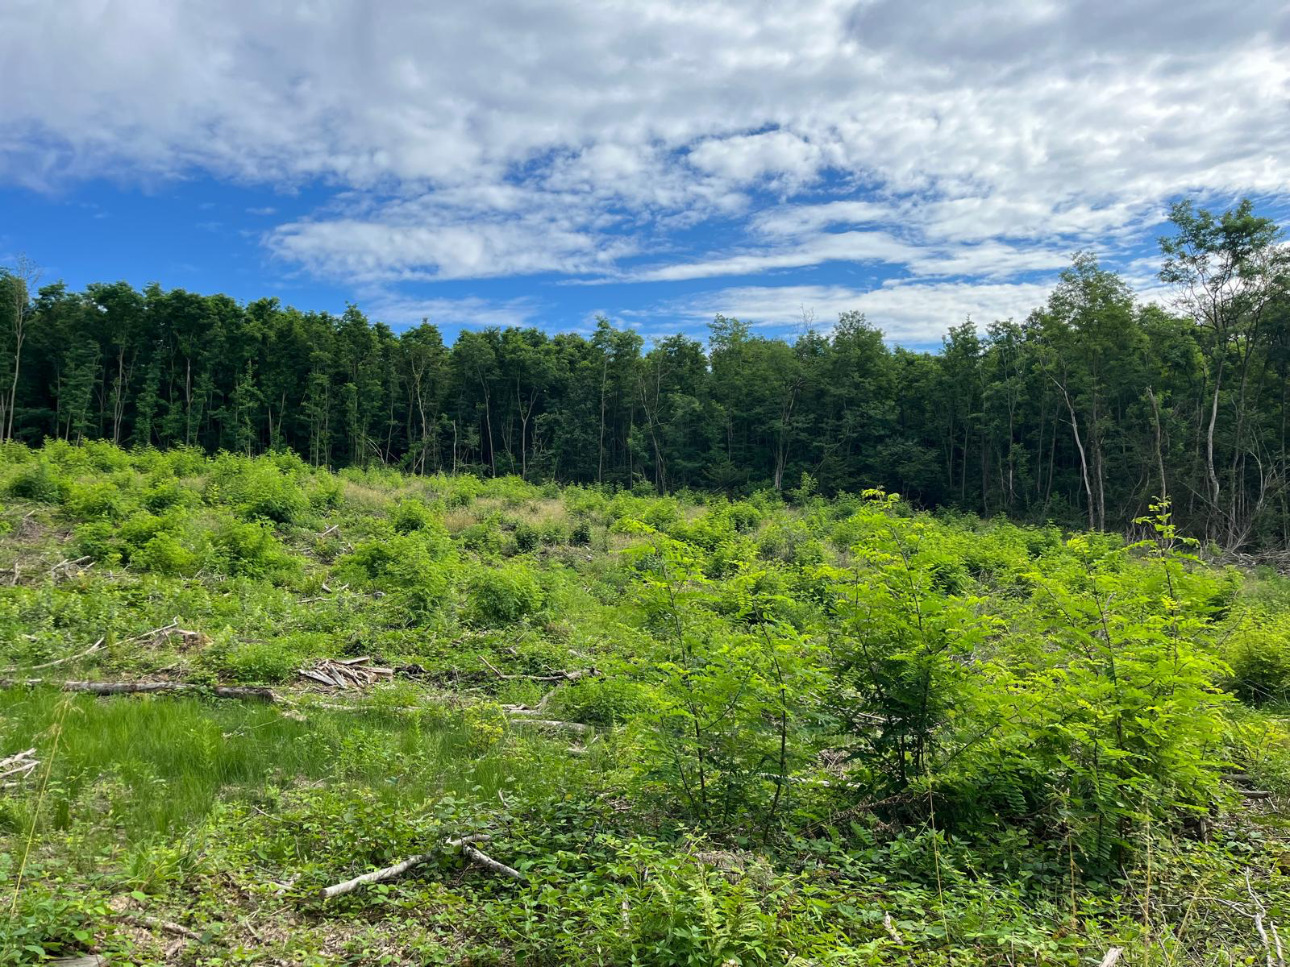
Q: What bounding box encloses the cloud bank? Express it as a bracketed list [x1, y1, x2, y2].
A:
[2, 0, 1287, 340]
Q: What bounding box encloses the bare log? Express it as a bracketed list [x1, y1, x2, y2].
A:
[319, 834, 494, 899]
[1099, 949, 1123, 967]
[506, 718, 593, 735]
[0, 679, 276, 702]
[481, 656, 597, 683]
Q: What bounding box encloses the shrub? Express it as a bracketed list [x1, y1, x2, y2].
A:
[340, 529, 455, 614]
[6, 461, 67, 503]
[1227, 619, 1290, 704]
[211, 519, 299, 579]
[467, 563, 543, 625]
[513, 522, 540, 553]
[551, 677, 655, 726]
[206, 457, 308, 524]
[143, 479, 194, 513]
[211, 640, 305, 684]
[459, 521, 503, 555]
[538, 519, 567, 546]
[392, 497, 436, 533]
[134, 531, 202, 576]
[64, 480, 131, 520]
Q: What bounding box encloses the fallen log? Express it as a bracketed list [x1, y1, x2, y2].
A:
[319, 834, 494, 899]
[0, 679, 276, 702]
[506, 717, 593, 736]
[480, 656, 597, 683]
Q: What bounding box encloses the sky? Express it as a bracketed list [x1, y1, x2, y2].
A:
[1, 0, 1288, 349]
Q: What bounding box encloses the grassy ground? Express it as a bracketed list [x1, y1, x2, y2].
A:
[1, 441, 1289, 965]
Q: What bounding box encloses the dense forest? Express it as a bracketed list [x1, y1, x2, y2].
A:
[3, 199, 1287, 546]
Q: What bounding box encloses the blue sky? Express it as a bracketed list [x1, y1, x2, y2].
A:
[2, 1, 1288, 348]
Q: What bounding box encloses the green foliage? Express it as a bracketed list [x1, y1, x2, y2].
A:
[4, 446, 1290, 965]
[5, 459, 68, 503]
[467, 562, 543, 625]
[210, 518, 299, 579]
[1227, 615, 1290, 704]
[206, 455, 308, 524]
[391, 497, 436, 533]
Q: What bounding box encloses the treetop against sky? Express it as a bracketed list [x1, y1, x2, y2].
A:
[1, 0, 1289, 344]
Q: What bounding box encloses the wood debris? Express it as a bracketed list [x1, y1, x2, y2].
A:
[0, 679, 276, 702]
[298, 656, 395, 690]
[318, 833, 513, 899]
[0, 747, 39, 789]
[50, 556, 94, 581]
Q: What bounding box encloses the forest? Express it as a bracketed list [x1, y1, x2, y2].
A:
[3, 199, 1289, 549]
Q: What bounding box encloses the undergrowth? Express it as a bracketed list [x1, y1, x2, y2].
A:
[0, 441, 1288, 965]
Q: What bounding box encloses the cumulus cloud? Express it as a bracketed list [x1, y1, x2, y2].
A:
[2, 0, 1288, 332]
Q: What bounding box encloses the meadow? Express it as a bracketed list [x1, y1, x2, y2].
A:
[1, 440, 1290, 965]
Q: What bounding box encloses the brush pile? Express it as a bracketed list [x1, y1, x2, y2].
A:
[298, 656, 394, 690]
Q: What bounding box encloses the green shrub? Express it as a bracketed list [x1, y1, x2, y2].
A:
[551, 676, 655, 726]
[211, 519, 299, 579]
[392, 497, 435, 533]
[513, 522, 540, 553]
[206, 457, 308, 524]
[538, 519, 567, 546]
[134, 531, 202, 576]
[211, 640, 305, 684]
[459, 521, 503, 555]
[340, 528, 455, 614]
[64, 479, 131, 520]
[1228, 619, 1290, 704]
[75, 520, 122, 565]
[143, 479, 194, 513]
[467, 563, 543, 625]
[6, 460, 67, 503]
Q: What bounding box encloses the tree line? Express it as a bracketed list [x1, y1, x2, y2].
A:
[3, 198, 1288, 546]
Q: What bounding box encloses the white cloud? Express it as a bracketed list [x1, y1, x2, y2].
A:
[1, 0, 1288, 309]
[676, 281, 1054, 344]
[361, 292, 538, 329]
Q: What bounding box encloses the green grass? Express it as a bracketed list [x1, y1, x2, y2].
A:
[0, 689, 588, 846]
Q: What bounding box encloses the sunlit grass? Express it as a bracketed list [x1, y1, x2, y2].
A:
[0, 689, 573, 845]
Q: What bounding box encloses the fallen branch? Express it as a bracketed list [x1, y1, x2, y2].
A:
[460, 840, 525, 881]
[1099, 949, 1123, 967]
[1248, 872, 1286, 967]
[882, 912, 903, 944]
[119, 914, 203, 941]
[0, 747, 39, 787]
[1, 638, 104, 673]
[298, 657, 394, 690]
[319, 834, 494, 899]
